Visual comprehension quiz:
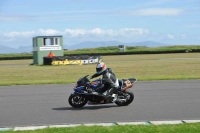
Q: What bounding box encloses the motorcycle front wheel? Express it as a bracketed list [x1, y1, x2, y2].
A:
[115, 90, 134, 106]
[68, 93, 87, 108]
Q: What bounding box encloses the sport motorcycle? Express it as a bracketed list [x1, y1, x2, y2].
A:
[68, 75, 137, 108]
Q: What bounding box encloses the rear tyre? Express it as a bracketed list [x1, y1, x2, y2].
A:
[68, 94, 87, 108]
[115, 90, 134, 106]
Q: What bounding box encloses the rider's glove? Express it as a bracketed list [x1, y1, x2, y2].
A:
[84, 83, 92, 93]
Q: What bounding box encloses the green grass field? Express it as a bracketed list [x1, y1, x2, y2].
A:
[0, 53, 200, 86]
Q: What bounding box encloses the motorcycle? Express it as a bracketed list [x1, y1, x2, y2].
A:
[68, 75, 137, 108]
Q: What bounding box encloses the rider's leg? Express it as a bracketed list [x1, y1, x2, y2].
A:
[107, 79, 119, 96]
[104, 87, 118, 102]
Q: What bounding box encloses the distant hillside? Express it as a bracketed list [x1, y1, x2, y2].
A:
[0, 41, 170, 54]
[64, 41, 170, 50]
[17, 46, 32, 53]
[0, 45, 32, 54]
[0, 45, 19, 54]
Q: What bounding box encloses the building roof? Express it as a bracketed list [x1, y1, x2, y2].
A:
[33, 35, 63, 38]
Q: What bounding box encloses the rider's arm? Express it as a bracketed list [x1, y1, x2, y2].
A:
[90, 73, 101, 79]
[95, 84, 104, 92]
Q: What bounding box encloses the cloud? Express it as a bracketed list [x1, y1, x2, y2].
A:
[129, 8, 183, 16]
[166, 34, 188, 40]
[63, 28, 149, 37]
[3, 31, 35, 38]
[0, 28, 193, 47]
[1, 29, 188, 45]
[167, 34, 175, 39]
[0, 28, 150, 48]
[1, 29, 191, 44]
[37, 29, 60, 36]
[130, 0, 174, 9]
[0, 12, 35, 22]
[0, 7, 184, 22]
[64, 29, 87, 37]
[178, 34, 188, 39]
[185, 24, 200, 28]
[28, 8, 183, 17]
[0, 28, 197, 48]
[0, 28, 149, 43]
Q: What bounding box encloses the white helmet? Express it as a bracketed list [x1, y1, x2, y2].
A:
[96, 62, 106, 74]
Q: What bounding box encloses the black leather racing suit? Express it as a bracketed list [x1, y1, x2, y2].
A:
[90, 68, 119, 96]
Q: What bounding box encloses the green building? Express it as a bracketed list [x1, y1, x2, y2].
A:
[118, 45, 126, 52]
[33, 36, 64, 65]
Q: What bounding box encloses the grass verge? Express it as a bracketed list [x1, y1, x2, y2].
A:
[3, 123, 200, 133]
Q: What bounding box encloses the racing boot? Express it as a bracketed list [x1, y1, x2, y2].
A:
[105, 87, 118, 102]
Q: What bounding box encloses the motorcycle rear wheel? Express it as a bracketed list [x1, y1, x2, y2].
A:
[68, 94, 87, 108]
[115, 90, 134, 106]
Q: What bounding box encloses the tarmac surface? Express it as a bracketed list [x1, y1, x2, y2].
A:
[0, 80, 200, 127]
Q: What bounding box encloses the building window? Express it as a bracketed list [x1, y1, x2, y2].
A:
[54, 38, 59, 45]
[43, 37, 59, 46]
[43, 38, 51, 46]
[119, 45, 125, 48]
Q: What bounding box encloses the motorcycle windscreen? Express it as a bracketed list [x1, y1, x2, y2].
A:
[74, 86, 84, 92]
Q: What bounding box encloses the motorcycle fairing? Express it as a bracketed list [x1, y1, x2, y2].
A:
[74, 86, 85, 93]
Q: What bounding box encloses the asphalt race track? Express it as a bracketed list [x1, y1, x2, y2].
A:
[0, 80, 200, 127]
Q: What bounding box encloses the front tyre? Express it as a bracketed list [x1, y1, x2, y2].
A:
[68, 94, 87, 108]
[115, 90, 134, 106]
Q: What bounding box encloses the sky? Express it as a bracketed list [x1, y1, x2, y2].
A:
[0, 0, 200, 48]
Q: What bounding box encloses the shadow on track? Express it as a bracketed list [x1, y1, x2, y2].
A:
[52, 104, 120, 111]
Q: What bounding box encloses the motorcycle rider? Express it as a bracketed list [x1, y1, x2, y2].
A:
[88, 62, 119, 102]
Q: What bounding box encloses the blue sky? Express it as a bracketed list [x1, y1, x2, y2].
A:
[0, 0, 200, 48]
